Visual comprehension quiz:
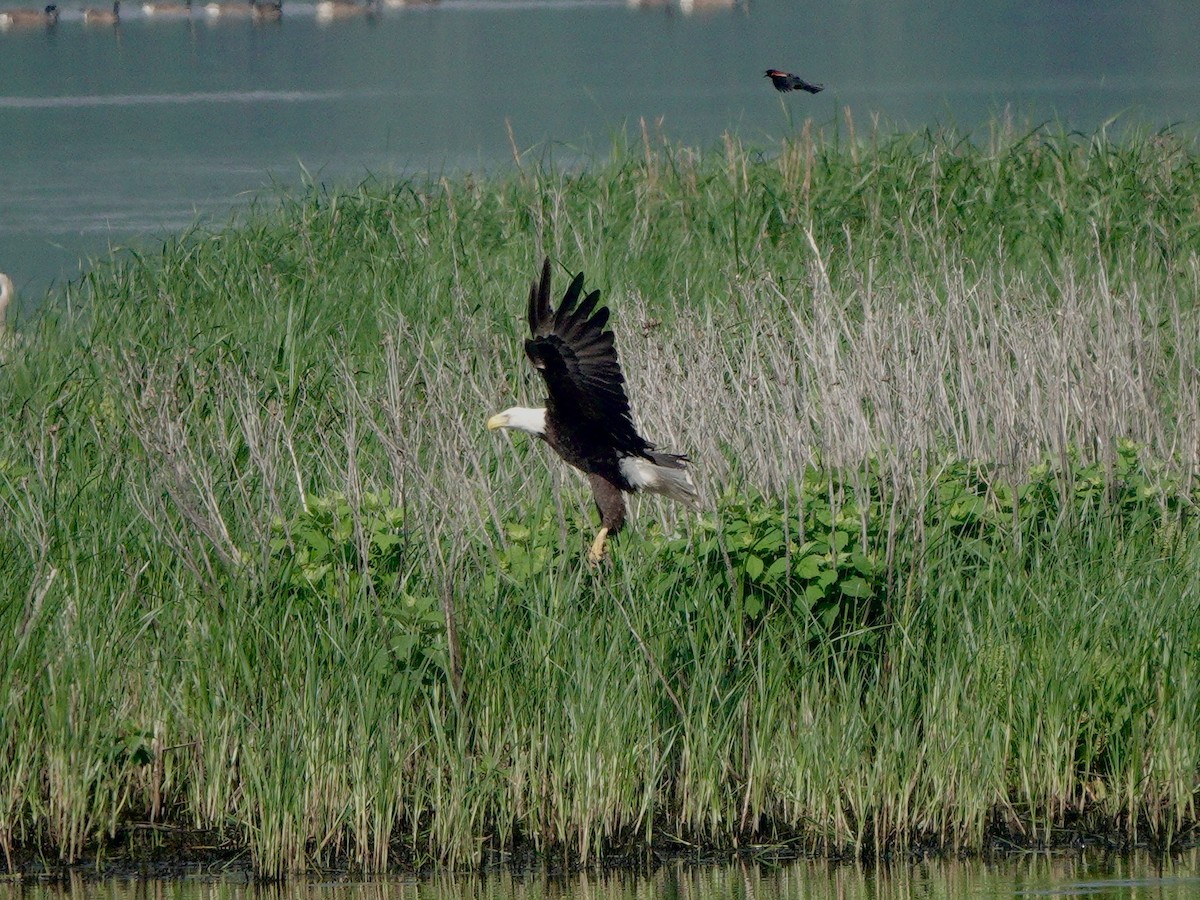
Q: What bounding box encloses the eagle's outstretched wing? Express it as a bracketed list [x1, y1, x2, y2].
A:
[524, 257, 651, 456]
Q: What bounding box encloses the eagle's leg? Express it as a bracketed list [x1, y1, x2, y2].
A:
[587, 526, 610, 565]
[586, 475, 626, 566]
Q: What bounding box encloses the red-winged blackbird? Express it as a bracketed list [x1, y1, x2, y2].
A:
[764, 69, 824, 94]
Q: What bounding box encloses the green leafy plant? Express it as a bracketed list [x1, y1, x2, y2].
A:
[923, 441, 1195, 569]
[660, 469, 885, 638]
[270, 491, 407, 599]
[492, 507, 580, 581]
[269, 491, 446, 680]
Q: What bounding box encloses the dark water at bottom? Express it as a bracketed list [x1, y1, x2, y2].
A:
[5, 851, 1200, 900]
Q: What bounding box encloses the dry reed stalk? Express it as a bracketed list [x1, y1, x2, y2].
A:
[612, 259, 1198, 507]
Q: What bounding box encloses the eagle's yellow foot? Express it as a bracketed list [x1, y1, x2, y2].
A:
[587, 527, 610, 566]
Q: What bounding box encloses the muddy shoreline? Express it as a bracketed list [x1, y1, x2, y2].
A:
[6, 822, 1195, 881]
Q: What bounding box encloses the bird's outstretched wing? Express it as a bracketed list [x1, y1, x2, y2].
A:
[524, 257, 651, 455]
[765, 69, 825, 94]
[791, 76, 824, 94]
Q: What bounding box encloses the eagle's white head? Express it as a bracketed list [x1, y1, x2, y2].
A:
[486, 406, 547, 436]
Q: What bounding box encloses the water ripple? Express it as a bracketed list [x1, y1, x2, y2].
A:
[0, 89, 387, 109]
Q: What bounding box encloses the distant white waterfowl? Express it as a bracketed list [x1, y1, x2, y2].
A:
[251, 0, 280, 20]
[0, 273, 15, 348]
[142, 0, 191, 16]
[315, 0, 375, 21]
[679, 0, 736, 12]
[382, 0, 436, 7]
[0, 4, 59, 28]
[83, 0, 120, 23]
[203, 0, 252, 16]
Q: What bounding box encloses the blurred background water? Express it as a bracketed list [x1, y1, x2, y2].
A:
[1, 0, 1199, 299]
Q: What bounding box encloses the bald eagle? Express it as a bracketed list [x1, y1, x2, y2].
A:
[488, 259, 698, 563]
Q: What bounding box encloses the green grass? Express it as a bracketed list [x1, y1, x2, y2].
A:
[1, 121, 1199, 876]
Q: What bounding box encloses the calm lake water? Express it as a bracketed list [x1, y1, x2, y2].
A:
[1, 0, 1200, 299]
[4, 852, 1200, 899]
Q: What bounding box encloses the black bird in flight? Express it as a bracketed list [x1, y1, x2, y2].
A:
[764, 69, 824, 94]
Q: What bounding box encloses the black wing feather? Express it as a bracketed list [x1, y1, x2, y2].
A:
[553, 273, 585, 332]
[563, 289, 603, 343]
[523, 258, 650, 456]
[528, 257, 553, 336]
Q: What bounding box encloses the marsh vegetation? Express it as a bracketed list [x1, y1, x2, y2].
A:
[1, 122, 1198, 876]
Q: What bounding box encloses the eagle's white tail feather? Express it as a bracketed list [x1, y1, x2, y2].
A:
[619, 455, 700, 506]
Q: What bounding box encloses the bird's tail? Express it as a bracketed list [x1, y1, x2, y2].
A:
[621, 452, 700, 507]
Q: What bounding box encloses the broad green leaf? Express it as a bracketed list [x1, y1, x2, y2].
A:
[794, 555, 822, 579]
[840, 576, 873, 598]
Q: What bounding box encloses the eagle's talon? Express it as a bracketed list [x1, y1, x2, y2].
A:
[588, 527, 610, 566]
